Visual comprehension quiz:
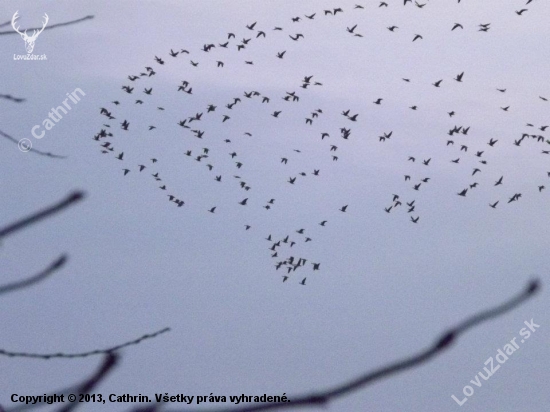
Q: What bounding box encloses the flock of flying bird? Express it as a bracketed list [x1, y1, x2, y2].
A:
[94, 0, 547, 284]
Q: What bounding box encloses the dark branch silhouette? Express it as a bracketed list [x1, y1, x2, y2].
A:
[2, 353, 118, 412]
[57, 353, 118, 412]
[0, 129, 67, 159]
[0, 191, 84, 240]
[134, 279, 539, 412]
[0, 254, 67, 296]
[0, 193, 169, 412]
[0, 15, 94, 36]
[0, 199, 540, 412]
[0, 327, 171, 359]
[0, 93, 25, 103]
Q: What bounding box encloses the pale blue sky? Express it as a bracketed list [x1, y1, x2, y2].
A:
[1, 1, 548, 411]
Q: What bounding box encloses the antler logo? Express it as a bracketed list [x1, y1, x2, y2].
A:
[12, 11, 49, 54]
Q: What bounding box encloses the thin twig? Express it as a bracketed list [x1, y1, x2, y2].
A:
[0, 191, 84, 240]
[154, 279, 539, 412]
[0, 94, 25, 103]
[0, 327, 171, 359]
[0, 15, 94, 36]
[0, 254, 67, 296]
[0, 129, 67, 159]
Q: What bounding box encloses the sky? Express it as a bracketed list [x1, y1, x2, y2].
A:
[0, 0, 549, 411]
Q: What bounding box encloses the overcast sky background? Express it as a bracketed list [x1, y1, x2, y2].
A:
[1, 0, 549, 411]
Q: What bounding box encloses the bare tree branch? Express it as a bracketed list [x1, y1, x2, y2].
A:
[0, 94, 25, 103]
[56, 353, 118, 412]
[3, 354, 115, 412]
[0, 254, 67, 296]
[0, 191, 84, 240]
[3, 353, 118, 412]
[0, 15, 94, 36]
[0, 129, 67, 159]
[0, 327, 171, 359]
[149, 279, 540, 412]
